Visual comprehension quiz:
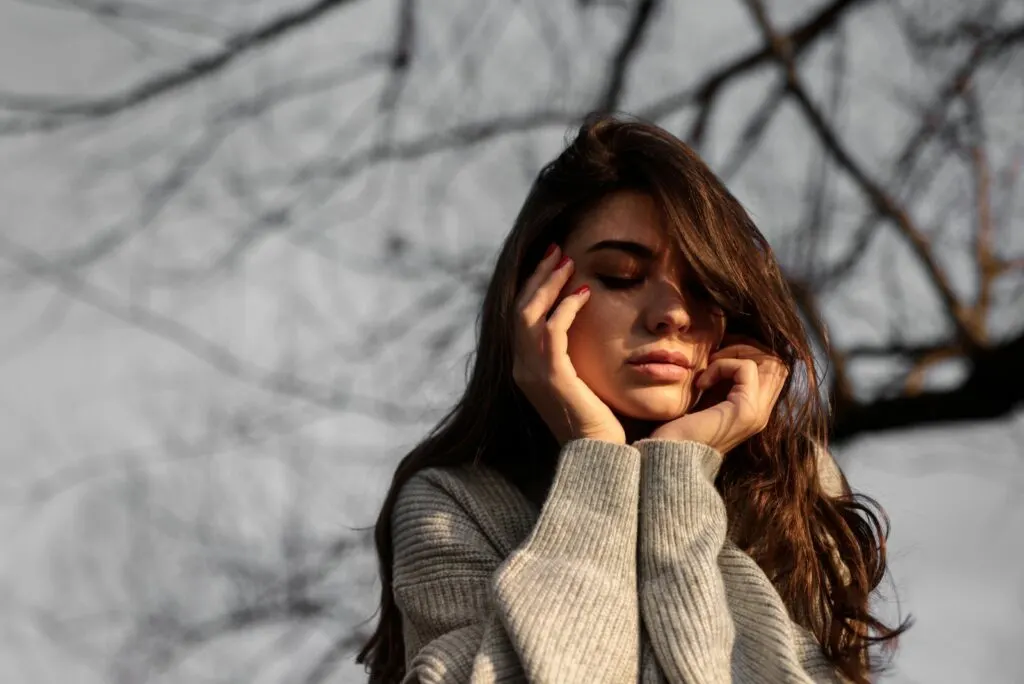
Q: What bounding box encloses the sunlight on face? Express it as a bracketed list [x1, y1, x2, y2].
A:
[558, 189, 726, 422]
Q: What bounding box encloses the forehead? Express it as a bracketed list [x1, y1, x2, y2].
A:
[566, 189, 670, 251]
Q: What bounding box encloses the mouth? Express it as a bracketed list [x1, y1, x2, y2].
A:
[626, 361, 691, 382]
[626, 350, 693, 383]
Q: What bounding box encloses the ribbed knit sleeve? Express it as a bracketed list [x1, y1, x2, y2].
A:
[635, 439, 832, 684]
[391, 438, 642, 684]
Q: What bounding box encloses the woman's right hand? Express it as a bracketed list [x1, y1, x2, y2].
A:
[512, 244, 626, 446]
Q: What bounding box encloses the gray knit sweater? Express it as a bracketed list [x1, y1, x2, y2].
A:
[390, 438, 849, 683]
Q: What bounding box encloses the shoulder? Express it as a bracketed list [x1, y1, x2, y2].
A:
[394, 463, 528, 518]
[392, 463, 539, 559]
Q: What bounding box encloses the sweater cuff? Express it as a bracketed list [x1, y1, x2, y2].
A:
[633, 439, 724, 481]
[519, 438, 640, 563]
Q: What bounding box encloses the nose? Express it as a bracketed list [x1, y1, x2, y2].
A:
[644, 284, 691, 334]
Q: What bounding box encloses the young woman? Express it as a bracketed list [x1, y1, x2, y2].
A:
[355, 113, 910, 683]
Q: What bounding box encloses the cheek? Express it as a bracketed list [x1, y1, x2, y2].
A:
[564, 297, 626, 369]
[693, 335, 719, 367]
[692, 315, 726, 365]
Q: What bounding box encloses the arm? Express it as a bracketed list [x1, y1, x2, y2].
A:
[635, 439, 823, 684]
[392, 438, 642, 684]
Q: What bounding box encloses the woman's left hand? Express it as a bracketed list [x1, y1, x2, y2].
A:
[647, 335, 789, 455]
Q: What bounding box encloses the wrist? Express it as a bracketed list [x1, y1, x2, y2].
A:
[649, 425, 701, 444]
[645, 429, 727, 454]
[575, 427, 626, 445]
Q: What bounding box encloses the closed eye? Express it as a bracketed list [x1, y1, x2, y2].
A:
[597, 275, 643, 290]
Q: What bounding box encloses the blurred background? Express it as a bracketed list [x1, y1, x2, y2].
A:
[0, 0, 1022, 682]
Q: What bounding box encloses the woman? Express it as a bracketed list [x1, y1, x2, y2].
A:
[355, 113, 910, 683]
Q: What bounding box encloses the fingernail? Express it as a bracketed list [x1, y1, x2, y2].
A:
[544, 243, 557, 259]
[571, 284, 589, 296]
[556, 255, 571, 269]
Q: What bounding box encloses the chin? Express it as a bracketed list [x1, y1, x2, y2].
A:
[609, 386, 693, 422]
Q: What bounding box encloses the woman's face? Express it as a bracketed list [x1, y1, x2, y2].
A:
[557, 189, 726, 423]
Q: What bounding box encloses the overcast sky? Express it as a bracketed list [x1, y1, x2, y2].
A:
[0, 1, 1022, 682]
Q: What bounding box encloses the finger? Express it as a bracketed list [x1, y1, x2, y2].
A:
[709, 343, 773, 361]
[719, 334, 763, 348]
[517, 244, 562, 310]
[696, 357, 759, 392]
[520, 256, 575, 326]
[764, 360, 789, 401]
[544, 284, 591, 367]
[717, 334, 772, 353]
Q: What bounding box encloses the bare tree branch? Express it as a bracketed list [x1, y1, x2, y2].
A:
[0, 0, 365, 134]
[0, 235, 431, 423]
[742, 0, 1023, 439]
[20, 0, 231, 39]
[595, 0, 660, 112]
[743, 0, 984, 354]
[811, 41, 987, 292]
[638, 0, 869, 139]
[834, 332, 1024, 440]
[4, 4, 1022, 680]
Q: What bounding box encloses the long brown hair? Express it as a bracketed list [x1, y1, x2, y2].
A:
[355, 112, 911, 683]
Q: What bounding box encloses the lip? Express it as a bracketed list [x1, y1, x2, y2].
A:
[626, 348, 693, 383]
[628, 362, 689, 382]
[627, 349, 693, 368]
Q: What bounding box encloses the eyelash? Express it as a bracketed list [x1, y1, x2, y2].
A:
[597, 275, 643, 290]
[597, 275, 716, 303]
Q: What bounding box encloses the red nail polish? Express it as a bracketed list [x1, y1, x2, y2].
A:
[572, 284, 589, 296]
[556, 255, 571, 269]
[544, 243, 557, 259]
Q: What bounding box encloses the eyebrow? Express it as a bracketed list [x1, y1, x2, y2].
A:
[584, 239, 656, 259]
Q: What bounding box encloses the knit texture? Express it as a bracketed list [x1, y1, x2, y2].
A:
[390, 438, 849, 683]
